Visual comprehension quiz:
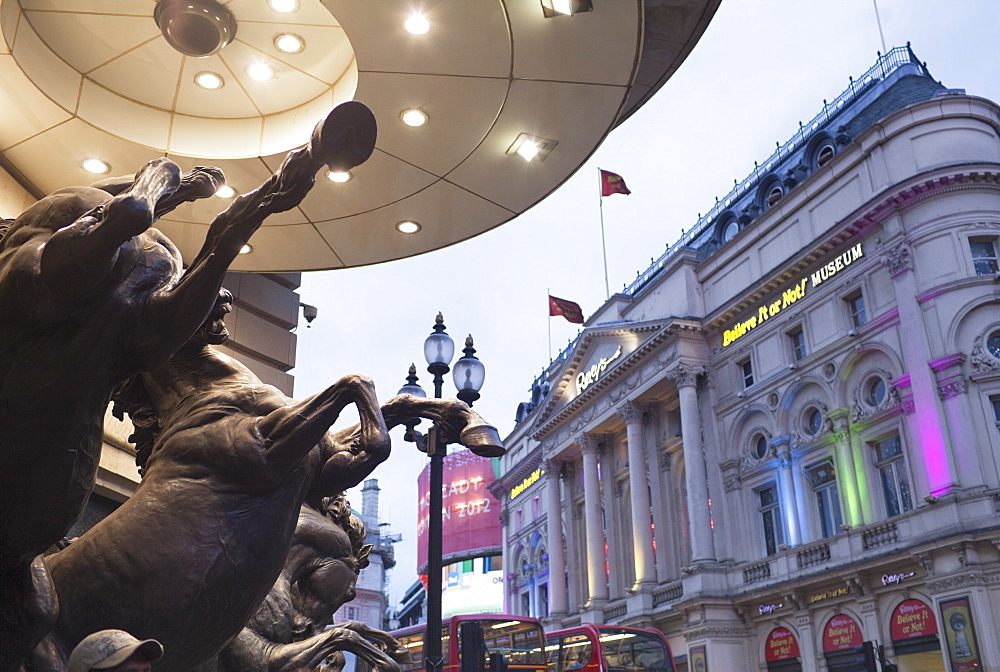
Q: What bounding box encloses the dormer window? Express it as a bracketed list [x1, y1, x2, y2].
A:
[766, 185, 784, 206]
[816, 143, 835, 167]
[723, 220, 739, 242]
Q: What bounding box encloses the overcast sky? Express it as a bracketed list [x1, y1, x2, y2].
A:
[292, 1, 1000, 609]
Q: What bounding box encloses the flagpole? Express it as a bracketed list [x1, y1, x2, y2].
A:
[597, 168, 610, 299]
[547, 289, 552, 362]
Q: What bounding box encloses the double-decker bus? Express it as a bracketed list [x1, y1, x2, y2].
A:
[392, 614, 548, 672]
[545, 625, 675, 672]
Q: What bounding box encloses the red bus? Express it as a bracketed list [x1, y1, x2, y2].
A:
[545, 625, 675, 672]
[393, 614, 548, 672]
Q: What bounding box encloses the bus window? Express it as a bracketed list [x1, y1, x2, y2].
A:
[397, 628, 450, 672]
[482, 620, 547, 665]
[598, 629, 669, 672]
[560, 634, 593, 671]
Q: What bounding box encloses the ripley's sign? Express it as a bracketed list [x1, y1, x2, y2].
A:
[723, 242, 864, 347]
[575, 345, 622, 395]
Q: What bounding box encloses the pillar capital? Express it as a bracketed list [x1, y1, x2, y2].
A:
[580, 434, 600, 455]
[543, 458, 562, 475]
[667, 362, 705, 389]
[879, 242, 913, 277]
[619, 400, 644, 425]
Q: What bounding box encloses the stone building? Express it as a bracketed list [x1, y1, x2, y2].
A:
[494, 47, 1000, 672]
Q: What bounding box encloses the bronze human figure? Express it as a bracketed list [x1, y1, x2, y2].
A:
[0, 101, 378, 667]
[31, 295, 502, 671]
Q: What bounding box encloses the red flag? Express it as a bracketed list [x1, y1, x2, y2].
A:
[600, 169, 631, 197]
[549, 295, 584, 324]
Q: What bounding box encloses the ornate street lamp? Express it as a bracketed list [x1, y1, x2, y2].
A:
[399, 313, 486, 672]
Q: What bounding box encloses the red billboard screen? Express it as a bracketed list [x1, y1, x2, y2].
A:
[417, 449, 502, 569]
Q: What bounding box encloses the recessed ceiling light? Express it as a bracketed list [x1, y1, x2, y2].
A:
[215, 185, 236, 198]
[400, 109, 428, 127]
[81, 158, 110, 174]
[506, 133, 557, 162]
[396, 220, 422, 234]
[326, 170, 352, 183]
[274, 33, 305, 54]
[247, 63, 274, 82]
[404, 14, 430, 35]
[268, 0, 298, 13]
[195, 71, 224, 90]
[239, 244, 253, 254]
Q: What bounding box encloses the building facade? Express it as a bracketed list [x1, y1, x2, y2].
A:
[494, 47, 1000, 672]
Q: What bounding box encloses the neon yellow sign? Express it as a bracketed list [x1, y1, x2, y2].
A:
[510, 468, 541, 499]
[723, 243, 863, 347]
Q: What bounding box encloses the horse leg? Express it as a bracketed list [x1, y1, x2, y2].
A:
[258, 375, 389, 480]
[0, 556, 59, 672]
[379, 395, 504, 457]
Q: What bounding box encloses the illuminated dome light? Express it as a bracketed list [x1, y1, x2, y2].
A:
[239, 244, 253, 254]
[194, 71, 224, 90]
[268, 0, 298, 13]
[154, 0, 237, 58]
[247, 63, 274, 82]
[274, 33, 305, 54]
[400, 109, 428, 127]
[326, 170, 352, 183]
[81, 158, 110, 174]
[404, 14, 430, 35]
[396, 220, 422, 234]
[215, 185, 236, 198]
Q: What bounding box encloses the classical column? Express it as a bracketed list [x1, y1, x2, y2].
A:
[580, 434, 609, 603]
[544, 459, 568, 616]
[932, 354, 984, 491]
[828, 409, 863, 527]
[648, 446, 671, 581]
[669, 363, 716, 564]
[772, 435, 800, 547]
[621, 401, 656, 588]
[880, 242, 957, 496]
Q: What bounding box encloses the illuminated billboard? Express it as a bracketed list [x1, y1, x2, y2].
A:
[417, 449, 502, 570]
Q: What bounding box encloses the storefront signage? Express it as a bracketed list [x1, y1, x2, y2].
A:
[510, 468, 542, 500]
[723, 243, 864, 347]
[764, 627, 800, 662]
[576, 345, 622, 394]
[809, 586, 849, 603]
[758, 603, 783, 615]
[940, 596, 982, 672]
[881, 571, 915, 586]
[689, 645, 707, 672]
[822, 614, 863, 651]
[890, 599, 937, 641]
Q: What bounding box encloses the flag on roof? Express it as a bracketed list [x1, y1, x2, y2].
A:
[600, 169, 631, 197]
[549, 295, 584, 324]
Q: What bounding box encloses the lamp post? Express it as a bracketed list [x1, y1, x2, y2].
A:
[400, 313, 487, 672]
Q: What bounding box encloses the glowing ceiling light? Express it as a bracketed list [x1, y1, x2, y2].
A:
[194, 71, 224, 90]
[81, 158, 110, 174]
[274, 33, 305, 54]
[400, 109, 428, 127]
[326, 170, 351, 183]
[268, 0, 298, 12]
[404, 14, 430, 35]
[239, 244, 253, 254]
[396, 220, 421, 234]
[215, 185, 236, 198]
[247, 63, 274, 82]
[506, 133, 556, 162]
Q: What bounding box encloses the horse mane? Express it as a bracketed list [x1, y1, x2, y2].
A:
[0, 219, 12, 246]
[111, 374, 159, 475]
[321, 495, 369, 569]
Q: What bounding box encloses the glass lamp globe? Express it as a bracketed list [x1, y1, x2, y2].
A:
[423, 312, 455, 368]
[398, 363, 426, 397]
[453, 338, 486, 394]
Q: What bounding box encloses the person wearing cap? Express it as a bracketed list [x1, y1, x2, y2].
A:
[66, 629, 163, 672]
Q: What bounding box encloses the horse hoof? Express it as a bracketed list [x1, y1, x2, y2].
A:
[309, 101, 377, 172]
[459, 423, 505, 457]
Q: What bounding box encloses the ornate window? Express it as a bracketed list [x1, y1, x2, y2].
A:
[789, 327, 807, 362]
[870, 434, 912, 517]
[969, 236, 999, 275]
[816, 143, 835, 167]
[805, 461, 843, 538]
[766, 185, 784, 206]
[756, 484, 785, 556]
[723, 219, 740, 242]
[740, 358, 754, 388]
[865, 376, 887, 406]
[845, 291, 867, 328]
[752, 433, 770, 460]
[804, 407, 824, 436]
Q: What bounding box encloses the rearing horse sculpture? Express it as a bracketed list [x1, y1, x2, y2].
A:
[0, 102, 377, 667]
[31, 299, 503, 671]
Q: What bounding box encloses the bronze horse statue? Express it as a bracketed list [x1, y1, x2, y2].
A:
[30, 299, 503, 671]
[0, 102, 377, 667]
[204, 496, 406, 672]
